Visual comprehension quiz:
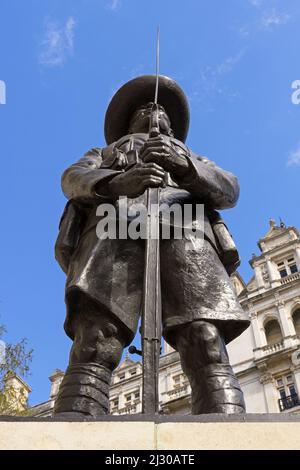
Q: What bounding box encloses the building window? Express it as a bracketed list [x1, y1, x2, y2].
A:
[290, 264, 298, 274]
[173, 374, 185, 388]
[129, 368, 137, 376]
[173, 375, 180, 386]
[265, 319, 283, 345]
[124, 390, 140, 405]
[110, 398, 119, 410]
[276, 378, 283, 388]
[279, 268, 287, 278]
[276, 374, 300, 411]
[125, 393, 132, 403]
[277, 257, 298, 278]
[118, 373, 125, 381]
[293, 309, 300, 336]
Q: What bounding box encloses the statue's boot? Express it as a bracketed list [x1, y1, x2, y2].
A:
[53, 363, 111, 418]
[191, 363, 245, 414]
[53, 304, 127, 419]
[173, 320, 246, 415]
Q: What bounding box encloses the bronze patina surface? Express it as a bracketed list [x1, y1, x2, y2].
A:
[54, 75, 250, 418]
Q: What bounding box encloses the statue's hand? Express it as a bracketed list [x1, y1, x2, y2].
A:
[107, 163, 166, 198]
[140, 136, 189, 179]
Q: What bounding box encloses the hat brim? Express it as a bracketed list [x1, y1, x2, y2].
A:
[104, 75, 190, 144]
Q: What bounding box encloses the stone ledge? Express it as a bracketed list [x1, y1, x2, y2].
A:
[0, 415, 300, 449]
[157, 422, 300, 450]
[1, 413, 300, 422]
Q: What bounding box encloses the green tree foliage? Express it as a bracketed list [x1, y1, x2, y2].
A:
[0, 323, 33, 415]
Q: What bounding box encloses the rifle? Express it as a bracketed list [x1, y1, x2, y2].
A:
[142, 28, 162, 415]
[129, 29, 162, 415]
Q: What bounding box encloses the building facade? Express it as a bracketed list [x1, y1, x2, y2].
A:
[229, 219, 300, 413]
[31, 220, 300, 417]
[1, 373, 32, 415]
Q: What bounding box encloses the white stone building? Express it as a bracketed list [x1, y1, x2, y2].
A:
[229, 219, 300, 413]
[31, 220, 300, 417]
[1, 373, 32, 415]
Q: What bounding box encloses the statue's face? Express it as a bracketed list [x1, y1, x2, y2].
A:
[129, 102, 173, 136]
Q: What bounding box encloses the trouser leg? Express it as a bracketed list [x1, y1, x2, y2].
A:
[174, 320, 246, 414]
[53, 310, 126, 418]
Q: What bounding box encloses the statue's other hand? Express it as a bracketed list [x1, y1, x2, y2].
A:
[140, 136, 189, 178]
[108, 162, 166, 198]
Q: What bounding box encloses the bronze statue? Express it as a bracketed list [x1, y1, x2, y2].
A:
[53, 75, 250, 418]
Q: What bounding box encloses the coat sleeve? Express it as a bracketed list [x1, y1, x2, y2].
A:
[61, 147, 122, 202]
[176, 153, 240, 210]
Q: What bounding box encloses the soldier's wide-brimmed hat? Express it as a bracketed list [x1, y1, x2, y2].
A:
[104, 75, 190, 144]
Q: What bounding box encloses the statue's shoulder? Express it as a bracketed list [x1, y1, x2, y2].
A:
[83, 147, 102, 158]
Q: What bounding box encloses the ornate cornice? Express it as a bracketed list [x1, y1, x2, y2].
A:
[260, 373, 273, 385]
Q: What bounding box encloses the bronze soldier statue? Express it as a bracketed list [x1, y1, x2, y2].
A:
[53, 75, 250, 418]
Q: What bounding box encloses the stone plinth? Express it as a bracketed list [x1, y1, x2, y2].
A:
[1, 414, 300, 450]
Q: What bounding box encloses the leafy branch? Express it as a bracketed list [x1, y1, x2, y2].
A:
[0, 322, 33, 415]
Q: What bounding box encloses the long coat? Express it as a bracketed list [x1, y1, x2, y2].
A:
[58, 133, 250, 347]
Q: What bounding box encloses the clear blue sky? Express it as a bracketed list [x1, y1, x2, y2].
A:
[1, 0, 300, 405]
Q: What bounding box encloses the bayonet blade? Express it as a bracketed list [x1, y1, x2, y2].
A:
[154, 26, 160, 105]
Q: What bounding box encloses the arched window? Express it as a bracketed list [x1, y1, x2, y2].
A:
[265, 319, 283, 345]
[293, 309, 300, 336]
